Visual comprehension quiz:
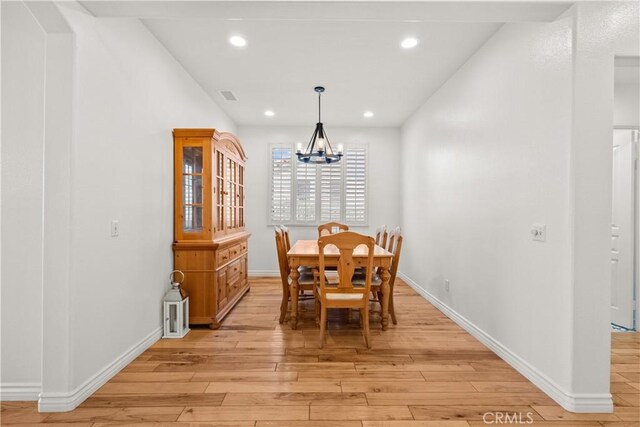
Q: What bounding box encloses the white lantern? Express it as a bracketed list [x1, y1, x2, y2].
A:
[163, 270, 190, 339]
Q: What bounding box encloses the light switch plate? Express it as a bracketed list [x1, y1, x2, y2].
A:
[111, 220, 119, 237]
[531, 224, 546, 242]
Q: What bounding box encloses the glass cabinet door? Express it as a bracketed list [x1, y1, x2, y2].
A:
[174, 129, 246, 241]
[215, 150, 225, 233]
[182, 146, 204, 232]
[238, 165, 244, 228]
[225, 157, 237, 230]
[209, 139, 246, 238]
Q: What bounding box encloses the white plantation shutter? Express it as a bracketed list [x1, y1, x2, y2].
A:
[270, 146, 292, 221]
[344, 146, 367, 224]
[269, 143, 367, 225]
[320, 162, 342, 222]
[295, 162, 316, 222]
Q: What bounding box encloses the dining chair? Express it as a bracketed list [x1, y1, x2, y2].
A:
[355, 226, 386, 279]
[318, 222, 349, 238]
[354, 226, 403, 325]
[385, 227, 403, 325]
[315, 231, 375, 348]
[281, 225, 315, 290]
[274, 226, 317, 324]
[281, 225, 292, 253]
[375, 225, 388, 249]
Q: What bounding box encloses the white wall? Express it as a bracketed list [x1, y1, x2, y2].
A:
[1, 0, 236, 407]
[567, 1, 638, 401]
[614, 82, 639, 127]
[239, 126, 401, 273]
[59, 1, 236, 395]
[401, 17, 574, 400]
[0, 1, 46, 398]
[401, 1, 639, 413]
[64, 0, 235, 398]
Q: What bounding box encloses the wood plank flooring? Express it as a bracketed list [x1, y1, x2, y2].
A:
[2, 277, 639, 426]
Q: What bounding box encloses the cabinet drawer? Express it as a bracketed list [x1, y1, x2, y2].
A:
[227, 257, 242, 282]
[229, 244, 242, 260]
[229, 241, 247, 260]
[216, 249, 230, 266]
[226, 274, 243, 300]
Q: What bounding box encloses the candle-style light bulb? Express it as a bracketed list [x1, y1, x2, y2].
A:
[337, 144, 343, 154]
[317, 137, 325, 152]
[296, 143, 302, 153]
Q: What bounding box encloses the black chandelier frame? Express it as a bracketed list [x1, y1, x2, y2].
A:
[296, 86, 343, 164]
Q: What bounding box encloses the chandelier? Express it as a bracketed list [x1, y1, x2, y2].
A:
[296, 86, 343, 164]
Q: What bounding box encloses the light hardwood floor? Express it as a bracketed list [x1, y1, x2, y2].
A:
[2, 278, 639, 426]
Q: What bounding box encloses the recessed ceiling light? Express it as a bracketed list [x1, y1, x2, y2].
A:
[229, 36, 247, 47]
[363, 111, 374, 118]
[401, 38, 418, 49]
[264, 110, 275, 117]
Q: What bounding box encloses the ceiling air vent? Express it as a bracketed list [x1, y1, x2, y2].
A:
[219, 90, 238, 101]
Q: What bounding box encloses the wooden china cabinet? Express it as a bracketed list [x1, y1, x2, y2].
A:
[172, 129, 250, 329]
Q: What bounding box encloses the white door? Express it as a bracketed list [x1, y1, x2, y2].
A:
[611, 129, 638, 330]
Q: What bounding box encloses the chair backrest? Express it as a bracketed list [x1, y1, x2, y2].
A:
[318, 222, 349, 238]
[387, 227, 404, 285]
[318, 231, 375, 297]
[281, 225, 291, 252]
[375, 225, 387, 248]
[274, 226, 290, 294]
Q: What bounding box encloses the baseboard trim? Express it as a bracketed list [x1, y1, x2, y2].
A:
[249, 270, 279, 278]
[38, 326, 162, 412]
[397, 272, 613, 414]
[0, 383, 41, 401]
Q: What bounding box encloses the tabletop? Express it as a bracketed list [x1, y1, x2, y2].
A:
[287, 239, 393, 257]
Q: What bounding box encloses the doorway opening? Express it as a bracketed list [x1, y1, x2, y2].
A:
[611, 56, 639, 332]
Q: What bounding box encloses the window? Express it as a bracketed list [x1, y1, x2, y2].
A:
[270, 146, 292, 222]
[269, 143, 367, 225]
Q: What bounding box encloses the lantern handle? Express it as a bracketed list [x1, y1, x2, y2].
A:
[170, 270, 185, 286]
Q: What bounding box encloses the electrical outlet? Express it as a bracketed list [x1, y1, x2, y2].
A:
[445, 279, 450, 292]
[531, 224, 546, 242]
[111, 220, 119, 237]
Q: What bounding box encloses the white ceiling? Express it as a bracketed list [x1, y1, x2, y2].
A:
[143, 19, 501, 126]
[82, 1, 572, 127]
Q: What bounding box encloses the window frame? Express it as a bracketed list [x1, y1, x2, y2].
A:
[268, 142, 368, 227]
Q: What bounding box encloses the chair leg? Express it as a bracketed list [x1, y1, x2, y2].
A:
[314, 289, 320, 325]
[279, 289, 289, 324]
[362, 305, 371, 349]
[390, 292, 397, 325]
[319, 305, 327, 349]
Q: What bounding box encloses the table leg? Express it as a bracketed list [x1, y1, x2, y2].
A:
[380, 267, 391, 331]
[290, 267, 300, 330]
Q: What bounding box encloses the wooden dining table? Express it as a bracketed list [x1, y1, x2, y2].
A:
[287, 239, 394, 330]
